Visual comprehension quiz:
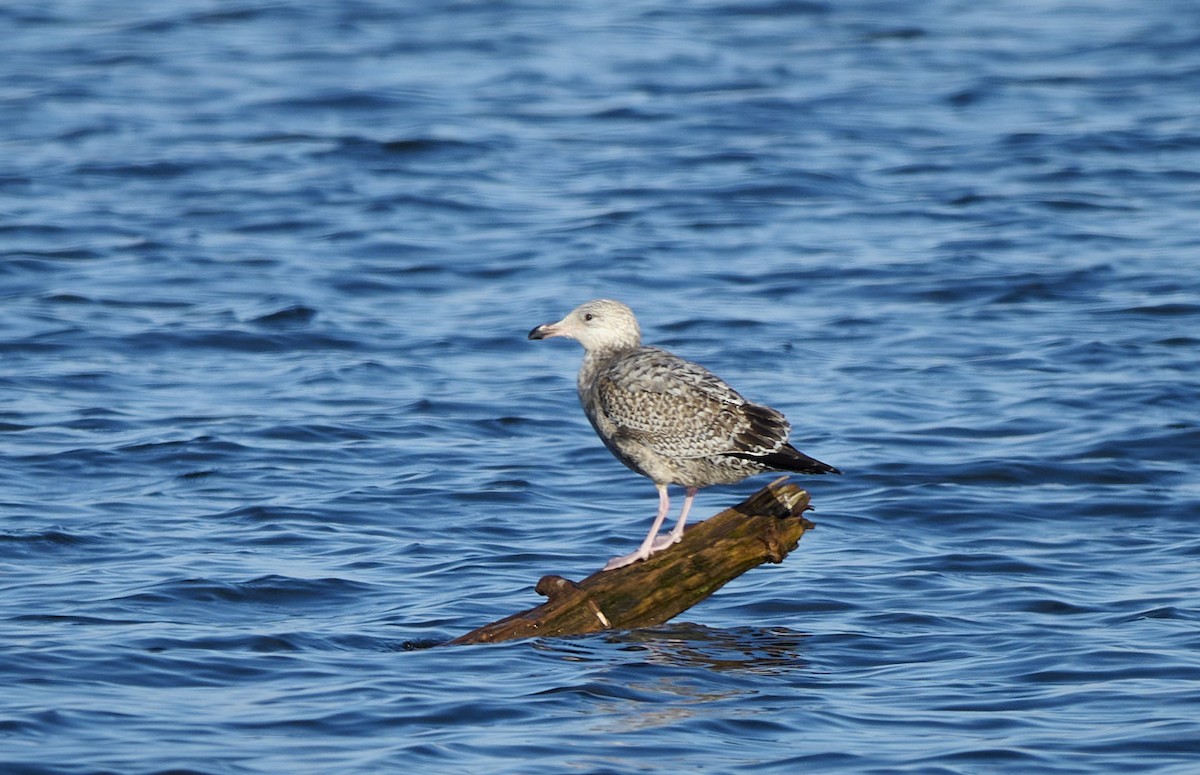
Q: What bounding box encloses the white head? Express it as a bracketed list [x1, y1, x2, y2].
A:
[528, 298, 642, 354]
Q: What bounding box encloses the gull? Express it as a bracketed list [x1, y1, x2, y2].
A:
[529, 299, 839, 570]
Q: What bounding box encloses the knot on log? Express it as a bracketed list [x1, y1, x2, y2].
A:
[535, 575, 583, 603]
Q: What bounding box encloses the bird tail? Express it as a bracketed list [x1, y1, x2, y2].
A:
[733, 444, 841, 475]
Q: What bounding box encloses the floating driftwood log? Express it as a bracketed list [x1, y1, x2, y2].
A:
[448, 477, 815, 646]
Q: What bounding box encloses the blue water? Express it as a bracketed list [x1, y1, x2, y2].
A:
[3, 0, 1199, 772]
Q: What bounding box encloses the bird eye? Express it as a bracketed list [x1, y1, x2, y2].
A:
[583, 313, 594, 321]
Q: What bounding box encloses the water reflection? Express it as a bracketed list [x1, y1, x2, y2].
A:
[534, 621, 809, 674]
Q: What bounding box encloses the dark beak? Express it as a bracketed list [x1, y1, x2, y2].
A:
[528, 323, 553, 340]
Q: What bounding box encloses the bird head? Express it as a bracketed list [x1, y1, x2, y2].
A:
[528, 299, 642, 353]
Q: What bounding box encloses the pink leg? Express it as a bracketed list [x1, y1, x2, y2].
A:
[603, 483, 670, 571]
[653, 486, 696, 550]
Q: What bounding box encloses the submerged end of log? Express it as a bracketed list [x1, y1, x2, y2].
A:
[447, 477, 816, 646]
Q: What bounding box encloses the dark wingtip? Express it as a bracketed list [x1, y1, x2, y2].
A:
[732, 446, 841, 476]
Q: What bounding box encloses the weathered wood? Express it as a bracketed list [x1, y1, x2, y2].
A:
[447, 477, 815, 646]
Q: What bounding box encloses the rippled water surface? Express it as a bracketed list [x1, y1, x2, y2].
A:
[3, 1, 1199, 772]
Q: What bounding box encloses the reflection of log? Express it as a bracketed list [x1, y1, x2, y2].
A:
[447, 477, 815, 646]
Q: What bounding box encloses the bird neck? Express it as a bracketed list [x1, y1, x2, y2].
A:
[577, 345, 629, 397]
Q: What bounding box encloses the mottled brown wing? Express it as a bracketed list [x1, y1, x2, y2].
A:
[596, 347, 790, 460]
